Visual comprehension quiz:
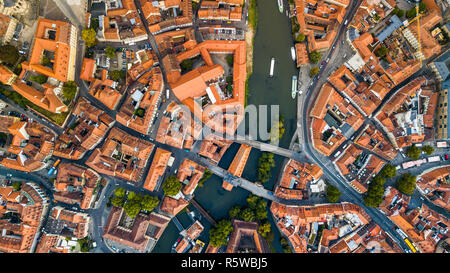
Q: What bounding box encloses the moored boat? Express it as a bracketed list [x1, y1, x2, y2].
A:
[291, 75, 297, 99]
[278, 0, 283, 13]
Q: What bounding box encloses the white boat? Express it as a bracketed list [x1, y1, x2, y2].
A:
[269, 57, 275, 77]
[291, 46, 296, 61]
[278, 0, 283, 13]
[291, 76, 297, 99]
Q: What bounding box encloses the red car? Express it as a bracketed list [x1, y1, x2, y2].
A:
[445, 154, 449, 160]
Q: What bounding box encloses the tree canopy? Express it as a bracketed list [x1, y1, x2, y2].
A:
[239, 207, 256, 222]
[257, 152, 275, 183]
[0, 45, 19, 65]
[421, 145, 434, 155]
[110, 70, 126, 81]
[114, 187, 126, 198]
[397, 173, 417, 195]
[198, 168, 213, 187]
[269, 115, 285, 142]
[296, 33, 305, 42]
[309, 51, 322, 64]
[209, 219, 233, 247]
[30, 75, 48, 84]
[81, 28, 97, 48]
[229, 206, 241, 219]
[380, 164, 396, 179]
[375, 46, 388, 58]
[141, 195, 160, 212]
[406, 145, 421, 160]
[105, 46, 116, 59]
[162, 175, 183, 196]
[123, 199, 141, 218]
[180, 59, 193, 72]
[258, 221, 271, 238]
[326, 184, 341, 203]
[12, 182, 21, 191]
[310, 67, 320, 77]
[363, 174, 386, 207]
[62, 81, 77, 103]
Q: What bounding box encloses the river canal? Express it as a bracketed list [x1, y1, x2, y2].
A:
[153, 0, 298, 253]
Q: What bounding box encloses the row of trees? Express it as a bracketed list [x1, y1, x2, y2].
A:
[109, 187, 160, 218]
[391, 7, 405, 18]
[406, 144, 434, 160]
[363, 164, 396, 207]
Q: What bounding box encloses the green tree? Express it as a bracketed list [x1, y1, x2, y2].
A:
[310, 67, 320, 77]
[296, 33, 305, 42]
[280, 238, 288, 246]
[162, 175, 183, 196]
[363, 182, 385, 207]
[239, 207, 256, 222]
[198, 168, 213, 187]
[226, 55, 234, 66]
[78, 237, 93, 253]
[255, 199, 268, 221]
[406, 145, 421, 160]
[0, 45, 19, 65]
[105, 46, 116, 59]
[140, 195, 159, 212]
[110, 70, 125, 81]
[209, 219, 233, 247]
[380, 164, 396, 179]
[283, 245, 292, 253]
[180, 59, 193, 72]
[392, 7, 399, 16]
[247, 194, 259, 210]
[373, 13, 380, 21]
[229, 205, 241, 219]
[397, 9, 405, 17]
[42, 56, 51, 66]
[110, 195, 125, 207]
[269, 115, 285, 141]
[309, 50, 322, 64]
[90, 17, 99, 31]
[30, 75, 48, 84]
[123, 199, 141, 218]
[114, 187, 126, 198]
[12, 182, 21, 191]
[62, 81, 77, 103]
[372, 174, 386, 186]
[397, 173, 416, 195]
[258, 221, 271, 238]
[81, 28, 97, 48]
[421, 145, 434, 155]
[406, 8, 416, 19]
[419, 2, 426, 13]
[257, 152, 275, 183]
[326, 184, 341, 203]
[375, 46, 388, 58]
